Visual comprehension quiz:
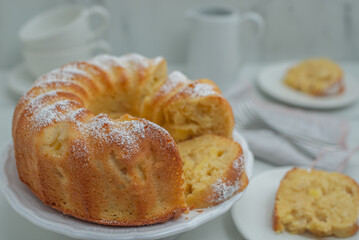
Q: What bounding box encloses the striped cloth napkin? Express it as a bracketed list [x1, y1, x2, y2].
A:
[225, 84, 358, 171]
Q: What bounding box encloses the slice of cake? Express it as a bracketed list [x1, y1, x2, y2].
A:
[178, 134, 248, 209]
[283, 58, 344, 96]
[273, 167, 359, 238]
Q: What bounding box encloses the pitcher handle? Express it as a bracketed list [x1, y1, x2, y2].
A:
[240, 11, 265, 37]
[84, 5, 110, 40]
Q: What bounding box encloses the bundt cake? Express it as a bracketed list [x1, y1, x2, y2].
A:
[273, 167, 359, 238]
[12, 53, 241, 226]
[283, 58, 344, 96]
[178, 134, 248, 209]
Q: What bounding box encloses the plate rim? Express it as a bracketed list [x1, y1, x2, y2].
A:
[231, 166, 359, 240]
[231, 166, 291, 240]
[257, 61, 359, 109]
[0, 131, 253, 240]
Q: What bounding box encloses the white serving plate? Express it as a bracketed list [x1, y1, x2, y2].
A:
[257, 61, 359, 109]
[0, 131, 253, 240]
[231, 166, 359, 240]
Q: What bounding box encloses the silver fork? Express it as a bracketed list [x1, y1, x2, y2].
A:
[234, 100, 342, 151]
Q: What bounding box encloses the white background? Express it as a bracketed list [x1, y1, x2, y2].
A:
[0, 1, 359, 240]
[1, 0, 359, 69]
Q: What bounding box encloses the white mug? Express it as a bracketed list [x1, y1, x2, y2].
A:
[19, 5, 110, 49]
[23, 40, 111, 77]
[186, 5, 265, 92]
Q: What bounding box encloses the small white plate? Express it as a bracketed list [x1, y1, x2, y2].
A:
[0, 132, 253, 240]
[231, 166, 359, 240]
[257, 61, 359, 109]
[7, 63, 36, 98]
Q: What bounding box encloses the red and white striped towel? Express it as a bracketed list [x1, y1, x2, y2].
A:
[226, 84, 358, 171]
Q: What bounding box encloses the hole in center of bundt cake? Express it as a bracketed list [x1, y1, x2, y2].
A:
[163, 100, 233, 142]
[84, 62, 167, 121]
[87, 94, 138, 119]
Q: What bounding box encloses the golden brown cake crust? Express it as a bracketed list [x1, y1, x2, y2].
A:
[162, 79, 234, 142]
[273, 167, 359, 238]
[12, 53, 237, 226]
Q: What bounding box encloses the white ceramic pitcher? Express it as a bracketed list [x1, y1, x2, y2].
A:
[186, 5, 265, 92]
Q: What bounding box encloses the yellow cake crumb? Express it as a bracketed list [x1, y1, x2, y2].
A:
[178, 134, 248, 209]
[273, 167, 359, 238]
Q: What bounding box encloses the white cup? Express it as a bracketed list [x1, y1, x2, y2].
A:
[19, 4, 110, 49]
[23, 40, 111, 77]
[186, 5, 265, 92]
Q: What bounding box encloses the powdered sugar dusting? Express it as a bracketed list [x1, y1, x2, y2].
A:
[85, 114, 172, 158]
[89, 54, 118, 71]
[35, 69, 77, 85]
[62, 65, 91, 78]
[160, 71, 189, 94]
[24, 89, 88, 131]
[211, 179, 241, 203]
[86, 114, 145, 151]
[117, 54, 150, 69]
[153, 56, 164, 66]
[29, 99, 73, 131]
[183, 83, 218, 98]
[71, 139, 89, 160]
[68, 108, 89, 129]
[69, 108, 88, 122]
[34, 80, 74, 90]
[89, 53, 150, 71]
[211, 154, 245, 203]
[233, 154, 245, 171]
